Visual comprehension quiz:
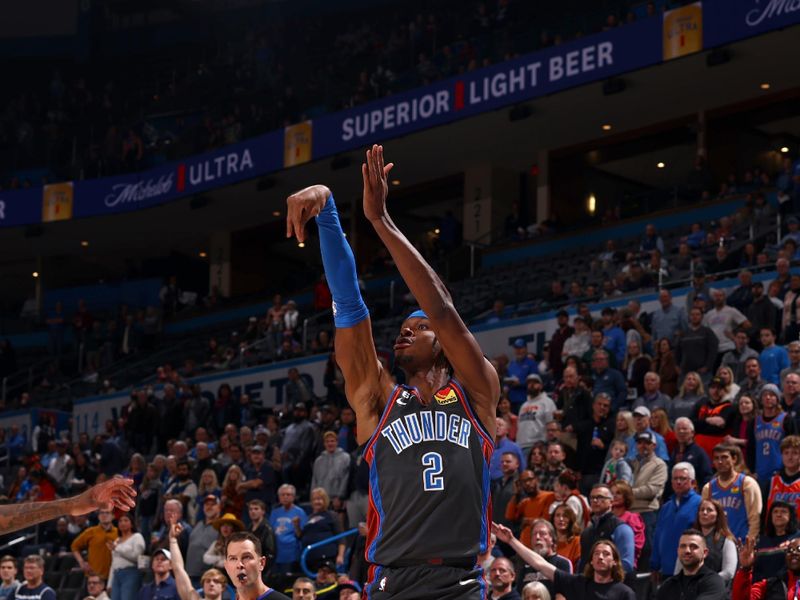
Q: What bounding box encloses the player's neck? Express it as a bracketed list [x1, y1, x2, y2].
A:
[237, 581, 269, 599]
[405, 369, 450, 400]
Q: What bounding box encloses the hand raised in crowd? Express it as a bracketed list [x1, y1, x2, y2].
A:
[737, 536, 755, 570]
[491, 522, 514, 544]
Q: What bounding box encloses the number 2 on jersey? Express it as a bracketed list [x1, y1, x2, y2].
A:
[422, 452, 444, 491]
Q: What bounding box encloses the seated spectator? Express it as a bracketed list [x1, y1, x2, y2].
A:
[728, 271, 755, 313]
[753, 500, 797, 583]
[486, 557, 521, 600]
[8, 556, 55, 600]
[733, 536, 800, 600]
[0, 555, 19, 599]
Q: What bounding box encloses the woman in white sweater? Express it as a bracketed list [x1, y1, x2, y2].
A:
[108, 514, 146, 600]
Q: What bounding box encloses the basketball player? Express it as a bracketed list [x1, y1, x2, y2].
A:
[286, 145, 500, 599]
[0, 476, 135, 534]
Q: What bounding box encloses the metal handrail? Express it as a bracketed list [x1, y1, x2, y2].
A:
[299, 527, 358, 578]
[301, 309, 333, 352]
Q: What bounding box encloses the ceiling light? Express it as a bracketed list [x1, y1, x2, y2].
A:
[588, 194, 597, 215]
[272, 211, 281, 217]
[760, 83, 770, 90]
[657, 162, 666, 169]
[80, 240, 89, 247]
[781, 146, 790, 153]
[602, 124, 612, 131]
[198, 251, 207, 258]
[434, 228, 440, 235]
[32, 272, 39, 278]
[298, 242, 305, 248]
[391, 180, 400, 186]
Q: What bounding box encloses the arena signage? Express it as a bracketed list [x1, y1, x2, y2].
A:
[74, 132, 281, 218]
[313, 21, 661, 157]
[0, 188, 43, 227]
[703, 0, 800, 47]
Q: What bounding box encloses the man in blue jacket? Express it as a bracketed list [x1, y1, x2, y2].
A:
[591, 350, 628, 411]
[651, 462, 702, 585]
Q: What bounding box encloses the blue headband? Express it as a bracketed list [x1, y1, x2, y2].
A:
[407, 309, 429, 320]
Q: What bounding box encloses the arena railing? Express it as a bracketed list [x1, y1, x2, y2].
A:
[299, 527, 358, 579]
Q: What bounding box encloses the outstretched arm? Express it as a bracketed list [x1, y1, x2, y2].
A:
[169, 523, 200, 600]
[286, 185, 391, 444]
[0, 476, 135, 535]
[491, 522, 556, 580]
[363, 145, 500, 434]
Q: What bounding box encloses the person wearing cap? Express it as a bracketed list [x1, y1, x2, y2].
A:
[630, 431, 668, 549]
[625, 407, 669, 462]
[676, 306, 719, 386]
[241, 444, 276, 514]
[748, 383, 787, 481]
[507, 338, 539, 411]
[516, 374, 556, 454]
[549, 310, 574, 380]
[651, 462, 702, 583]
[203, 512, 245, 569]
[137, 548, 179, 600]
[759, 327, 789, 385]
[311, 432, 350, 512]
[185, 494, 222, 585]
[312, 561, 339, 600]
[337, 577, 361, 600]
[701, 444, 762, 542]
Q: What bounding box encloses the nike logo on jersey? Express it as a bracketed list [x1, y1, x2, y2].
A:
[380, 411, 472, 454]
[458, 578, 476, 586]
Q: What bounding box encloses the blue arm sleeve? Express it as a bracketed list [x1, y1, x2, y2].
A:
[612, 523, 635, 573]
[315, 195, 370, 328]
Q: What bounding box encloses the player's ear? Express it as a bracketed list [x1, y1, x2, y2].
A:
[259, 556, 266, 572]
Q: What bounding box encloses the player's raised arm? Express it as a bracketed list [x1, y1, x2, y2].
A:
[0, 476, 136, 535]
[362, 145, 500, 435]
[286, 185, 391, 443]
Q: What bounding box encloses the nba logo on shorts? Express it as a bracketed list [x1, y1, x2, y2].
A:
[379, 576, 387, 591]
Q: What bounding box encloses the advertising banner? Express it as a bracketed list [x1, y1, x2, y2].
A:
[284, 121, 313, 168]
[42, 181, 74, 222]
[703, 0, 800, 47]
[663, 2, 704, 60]
[312, 17, 663, 158]
[0, 187, 43, 227]
[73, 131, 283, 218]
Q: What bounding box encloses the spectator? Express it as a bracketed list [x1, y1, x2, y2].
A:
[590, 351, 627, 412]
[108, 513, 145, 599]
[561, 317, 591, 362]
[622, 340, 651, 397]
[575, 394, 615, 493]
[497, 396, 519, 442]
[701, 444, 762, 542]
[505, 470, 555, 549]
[221, 464, 246, 518]
[280, 402, 318, 495]
[688, 499, 737, 584]
[625, 408, 669, 462]
[164, 460, 199, 523]
[651, 463, 702, 582]
[609, 481, 646, 571]
[630, 431, 668, 543]
[669, 418, 713, 495]
[600, 308, 626, 366]
[685, 268, 712, 311]
[670, 371, 706, 423]
[556, 366, 592, 433]
[632, 372, 670, 414]
[71, 508, 118, 580]
[549, 310, 574, 379]
[167, 522, 227, 600]
[601, 440, 633, 486]
[507, 339, 538, 411]
[653, 339, 680, 397]
[721, 330, 759, 383]
[311, 432, 350, 511]
[538, 442, 568, 492]
[732, 536, 800, 600]
[655, 529, 727, 600]
[728, 271, 754, 313]
[676, 307, 718, 383]
[640, 224, 665, 254]
[247, 500, 276, 564]
[516, 375, 556, 453]
[185, 494, 222, 586]
[753, 500, 797, 584]
[759, 328, 789, 385]
[0, 556, 19, 600]
[86, 575, 110, 600]
[492, 525, 635, 600]
[746, 281, 778, 349]
[486, 557, 521, 600]
[152, 499, 193, 559]
[780, 341, 800, 383]
[516, 519, 573, 596]
[651, 289, 688, 347]
[761, 435, 800, 519]
[737, 357, 766, 401]
[703, 289, 751, 362]
[203, 512, 244, 569]
[748, 384, 786, 481]
[241, 445, 276, 514]
[551, 504, 582, 571]
[300, 488, 345, 571]
[269, 484, 307, 574]
[772, 258, 792, 301]
[490, 418, 526, 479]
[494, 453, 522, 531]
[550, 470, 590, 529]
[7, 556, 55, 600]
[138, 549, 178, 600]
[692, 378, 736, 457]
[578, 484, 635, 573]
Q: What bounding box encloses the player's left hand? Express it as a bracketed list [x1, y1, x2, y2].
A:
[69, 476, 137, 515]
[362, 144, 394, 223]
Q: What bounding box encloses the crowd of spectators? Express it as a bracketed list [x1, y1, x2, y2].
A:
[0, 0, 668, 188]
